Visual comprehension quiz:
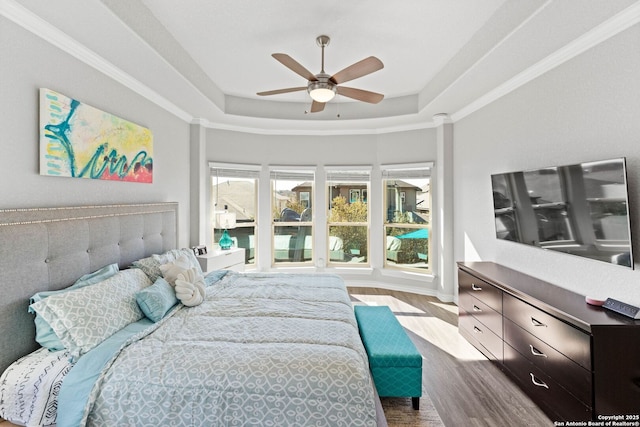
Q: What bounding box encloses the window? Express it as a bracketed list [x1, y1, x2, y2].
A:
[210, 163, 259, 265]
[270, 168, 315, 265]
[492, 173, 519, 241]
[382, 164, 431, 272]
[326, 168, 370, 265]
[522, 168, 573, 245]
[582, 159, 630, 245]
[300, 191, 310, 208]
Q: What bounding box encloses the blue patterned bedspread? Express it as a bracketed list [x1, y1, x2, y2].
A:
[62, 272, 377, 426]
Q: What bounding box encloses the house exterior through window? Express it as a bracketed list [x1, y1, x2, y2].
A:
[209, 163, 260, 265]
[326, 167, 371, 266]
[271, 168, 315, 265]
[382, 164, 431, 272]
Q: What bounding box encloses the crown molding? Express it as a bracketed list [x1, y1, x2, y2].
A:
[4, 0, 639, 135]
[193, 117, 435, 136]
[452, 1, 640, 122]
[0, 0, 193, 123]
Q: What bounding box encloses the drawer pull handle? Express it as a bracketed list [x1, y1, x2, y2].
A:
[473, 326, 483, 334]
[473, 305, 482, 312]
[471, 283, 482, 291]
[529, 345, 547, 358]
[530, 317, 547, 327]
[530, 373, 549, 389]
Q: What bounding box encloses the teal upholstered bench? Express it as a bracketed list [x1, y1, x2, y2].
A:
[354, 305, 422, 410]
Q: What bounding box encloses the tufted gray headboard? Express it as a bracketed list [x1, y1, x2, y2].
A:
[0, 203, 178, 374]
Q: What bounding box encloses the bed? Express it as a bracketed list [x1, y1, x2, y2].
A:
[0, 203, 380, 426]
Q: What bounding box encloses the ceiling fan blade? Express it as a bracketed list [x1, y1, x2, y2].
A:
[337, 86, 384, 104]
[310, 101, 325, 113]
[330, 56, 383, 84]
[272, 53, 318, 81]
[257, 87, 307, 96]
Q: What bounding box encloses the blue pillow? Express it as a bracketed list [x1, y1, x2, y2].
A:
[136, 277, 179, 322]
[204, 269, 228, 286]
[29, 263, 120, 350]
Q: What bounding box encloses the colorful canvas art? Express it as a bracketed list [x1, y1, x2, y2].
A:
[39, 88, 153, 183]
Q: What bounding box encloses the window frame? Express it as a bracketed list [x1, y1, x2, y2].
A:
[326, 166, 371, 267]
[382, 163, 431, 273]
[270, 166, 316, 266]
[209, 162, 260, 266]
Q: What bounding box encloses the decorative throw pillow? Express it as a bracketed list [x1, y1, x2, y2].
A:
[133, 248, 203, 282]
[29, 263, 120, 351]
[29, 268, 151, 358]
[135, 277, 179, 322]
[174, 268, 206, 307]
[155, 248, 203, 276]
[159, 254, 192, 286]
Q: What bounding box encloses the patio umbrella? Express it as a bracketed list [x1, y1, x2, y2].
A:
[396, 228, 428, 239]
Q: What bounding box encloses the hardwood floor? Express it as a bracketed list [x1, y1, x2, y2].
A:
[348, 287, 553, 427]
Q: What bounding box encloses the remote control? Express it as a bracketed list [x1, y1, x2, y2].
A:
[602, 298, 640, 319]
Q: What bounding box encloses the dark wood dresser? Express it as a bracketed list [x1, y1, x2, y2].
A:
[458, 261, 640, 421]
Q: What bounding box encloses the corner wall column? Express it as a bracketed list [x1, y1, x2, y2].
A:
[189, 120, 208, 248]
[434, 113, 455, 301]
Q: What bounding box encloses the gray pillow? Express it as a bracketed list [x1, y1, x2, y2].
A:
[29, 263, 120, 351]
[29, 269, 151, 358]
[132, 248, 203, 282]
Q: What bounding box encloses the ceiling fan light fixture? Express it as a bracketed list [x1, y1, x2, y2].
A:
[308, 81, 336, 103]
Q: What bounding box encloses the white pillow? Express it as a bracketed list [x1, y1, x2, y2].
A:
[174, 268, 205, 307]
[159, 254, 192, 286]
[133, 248, 203, 283]
[29, 269, 151, 358]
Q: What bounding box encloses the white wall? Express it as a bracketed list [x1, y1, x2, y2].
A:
[453, 24, 640, 305]
[204, 127, 441, 294]
[0, 16, 192, 247]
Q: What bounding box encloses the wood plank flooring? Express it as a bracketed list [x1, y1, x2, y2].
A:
[348, 287, 553, 427]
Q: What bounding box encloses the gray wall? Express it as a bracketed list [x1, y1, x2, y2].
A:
[0, 17, 191, 247]
[206, 129, 435, 166]
[453, 24, 640, 305]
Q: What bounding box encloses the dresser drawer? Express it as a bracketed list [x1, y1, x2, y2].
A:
[459, 270, 502, 313]
[504, 318, 591, 405]
[459, 312, 503, 361]
[459, 291, 502, 338]
[503, 293, 591, 370]
[504, 343, 592, 421]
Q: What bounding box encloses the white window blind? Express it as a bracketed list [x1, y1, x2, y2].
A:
[210, 162, 260, 179]
[326, 167, 371, 184]
[381, 163, 432, 180]
[270, 169, 315, 181]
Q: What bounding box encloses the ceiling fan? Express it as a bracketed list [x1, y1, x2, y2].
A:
[257, 35, 384, 113]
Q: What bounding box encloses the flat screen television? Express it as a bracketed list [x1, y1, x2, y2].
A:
[491, 157, 633, 268]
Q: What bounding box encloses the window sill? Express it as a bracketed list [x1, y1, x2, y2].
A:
[267, 266, 316, 273]
[380, 268, 434, 282]
[325, 266, 374, 275]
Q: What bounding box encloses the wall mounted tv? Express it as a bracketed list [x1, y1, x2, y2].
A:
[491, 157, 633, 268]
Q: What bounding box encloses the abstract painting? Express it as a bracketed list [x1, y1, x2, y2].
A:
[39, 88, 153, 183]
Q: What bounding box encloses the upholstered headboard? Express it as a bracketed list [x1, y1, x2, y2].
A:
[0, 203, 178, 374]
